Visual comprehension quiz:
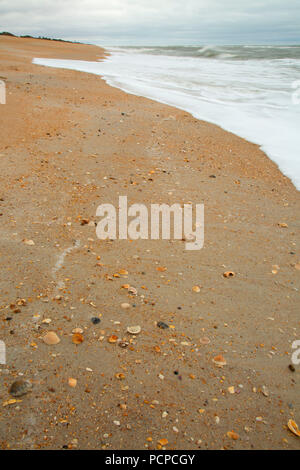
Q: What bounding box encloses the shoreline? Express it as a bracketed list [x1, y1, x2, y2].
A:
[33, 45, 300, 191]
[0, 36, 299, 450]
[93, 68, 300, 191]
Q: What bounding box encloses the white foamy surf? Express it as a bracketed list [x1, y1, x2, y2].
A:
[33, 45, 300, 189]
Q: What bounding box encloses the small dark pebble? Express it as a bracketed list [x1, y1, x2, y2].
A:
[209, 174, 216, 178]
[91, 317, 101, 325]
[174, 370, 179, 375]
[157, 321, 169, 329]
[289, 364, 296, 372]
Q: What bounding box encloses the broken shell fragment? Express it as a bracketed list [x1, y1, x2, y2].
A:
[68, 378, 77, 388]
[128, 287, 137, 295]
[121, 303, 130, 309]
[227, 431, 239, 440]
[212, 354, 227, 367]
[23, 239, 35, 246]
[72, 327, 83, 334]
[108, 335, 118, 343]
[118, 340, 129, 348]
[200, 337, 210, 345]
[287, 419, 300, 437]
[2, 398, 22, 407]
[115, 373, 125, 380]
[223, 271, 235, 278]
[158, 438, 168, 446]
[119, 269, 128, 275]
[156, 266, 167, 272]
[127, 325, 141, 335]
[72, 333, 84, 344]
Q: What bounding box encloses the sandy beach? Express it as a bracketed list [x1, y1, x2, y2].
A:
[0, 35, 299, 450]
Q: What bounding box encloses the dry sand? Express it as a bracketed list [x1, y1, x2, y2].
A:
[0, 35, 299, 450]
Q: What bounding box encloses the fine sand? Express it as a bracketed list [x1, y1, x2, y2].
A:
[0, 35, 299, 450]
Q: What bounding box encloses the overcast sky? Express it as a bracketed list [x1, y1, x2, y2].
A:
[0, 0, 299, 45]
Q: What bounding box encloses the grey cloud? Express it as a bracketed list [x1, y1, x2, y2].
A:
[0, 0, 299, 45]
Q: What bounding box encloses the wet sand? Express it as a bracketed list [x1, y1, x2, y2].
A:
[0, 35, 299, 450]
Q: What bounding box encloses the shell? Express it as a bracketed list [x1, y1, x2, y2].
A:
[121, 303, 130, 309]
[9, 380, 32, 397]
[200, 337, 210, 345]
[119, 269, 128, 275]
[223, 271, 235, 278]
[72, 333, 84, 344]
[43, 331, 60, 345]
[68, 378, 77, 388]
[127, 325, 141, 335]
[158, 438, 168, 446]
[128, 286, 137, 295]
[212, 354, 227, 367]
[287, 419, 300, 437]
[108, 335, 118, 343]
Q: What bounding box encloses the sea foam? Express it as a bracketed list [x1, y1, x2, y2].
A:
[33, 45, 300, 189]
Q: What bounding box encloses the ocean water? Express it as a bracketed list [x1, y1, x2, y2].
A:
[33, 45, 300, 189]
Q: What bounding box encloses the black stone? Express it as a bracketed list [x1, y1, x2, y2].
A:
[157, 321, 169, 329]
